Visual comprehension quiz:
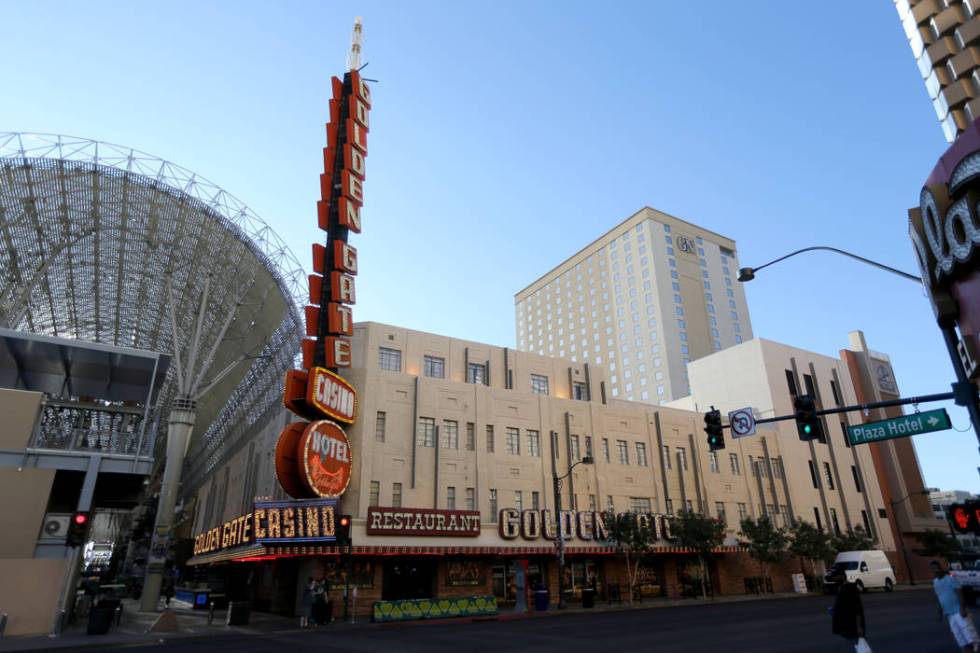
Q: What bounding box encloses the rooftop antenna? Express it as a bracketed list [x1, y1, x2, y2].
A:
[347, 17, 363, 71]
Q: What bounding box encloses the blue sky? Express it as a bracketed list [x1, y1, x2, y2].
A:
[2, 1, 976, 491]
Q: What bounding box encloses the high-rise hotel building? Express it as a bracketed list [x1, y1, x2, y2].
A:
[894, 0, 980, 142]
[514, 207, 752, 403]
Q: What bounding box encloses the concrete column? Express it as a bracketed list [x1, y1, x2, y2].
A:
[140, 403, 196, 611]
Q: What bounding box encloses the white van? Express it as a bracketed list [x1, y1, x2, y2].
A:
[824, 550, 896, 592]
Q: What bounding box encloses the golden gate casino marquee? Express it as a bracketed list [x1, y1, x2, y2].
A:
[276, 67, 370, 503]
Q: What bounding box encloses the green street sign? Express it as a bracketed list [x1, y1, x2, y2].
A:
[847, 408, 951, 446]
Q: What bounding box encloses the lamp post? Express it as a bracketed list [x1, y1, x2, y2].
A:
[890, 487, 939, 585]
[550, 430, 593, 609]
[737, 245, 980, 447]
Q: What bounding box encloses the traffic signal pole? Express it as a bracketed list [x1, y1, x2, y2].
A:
[719, 390, 961, 431]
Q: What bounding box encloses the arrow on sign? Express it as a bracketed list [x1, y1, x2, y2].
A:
[928, 416, 939, 426]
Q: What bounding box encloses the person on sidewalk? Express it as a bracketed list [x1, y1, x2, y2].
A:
[932, 560, 980, 652]
[300, 577, 315, 628]
[830, 567, 865, 650]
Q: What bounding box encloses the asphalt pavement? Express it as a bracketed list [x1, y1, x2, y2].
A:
[85, 587, 967, 653]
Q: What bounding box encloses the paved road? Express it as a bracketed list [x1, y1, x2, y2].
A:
[118, 589, 967, 652]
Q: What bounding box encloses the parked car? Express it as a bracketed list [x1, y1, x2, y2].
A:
[823, 550, 895, 593]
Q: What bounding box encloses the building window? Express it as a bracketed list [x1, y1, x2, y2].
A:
[424, 355, 445, 378]
[823, 462, 835, 490]
[665, 499, 674, 515]
[573, 381, 589, 400]
[630, 497, 652, 513]
[729, 453, 741, 475]
[830, 379, 842, 406]
[515, 490, 524, 512]
[447, 486, 456, 510]
[842, 420, 852, 448]
[686, 500, 694, 512]
[715, 502, 727, 526]
[527, 430, 540, 457]
[785, 370, 798, 397]
[418, 417, 435, 447]
[709, 451, 719, 473]
[808, 460, 819, 488]
[861, 510, 872, 533]
[662, 445, 672, 470]
[606, 495, 614, 511]
[570, 435, 581, 461]
[602, 438, 610, 463]
[379, 347, 402, 371]
[531, 374, 550, 395]
[392, 482, 403, 508]
[375, 411, 386, 442]
[442, 420, 459, 449]
[851, 465, 862, 493]
[737, 503, 747, 523]
[489, 489, 498, 520]
[467, 362, 487, 384]
[369, 480, 380, 506]
[486, 425, 495, 453]
[617, 440, 629, 464]
[506, 427, 520, 455]
[466, 422, 475, 451]
[466, 487, 476, 511]
[830, 508, 841, 535]
[770, 458, 783, 479]
[636, 442, 648, 467]
[677, 447, 688, 471]
[814, 507, 823, 531]
[878, 508, 887, 519]
[532, 491, 540, 510]
[585, 435, 593, 459]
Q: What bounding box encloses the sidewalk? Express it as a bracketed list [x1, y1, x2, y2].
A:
[0, 584, 933, 652]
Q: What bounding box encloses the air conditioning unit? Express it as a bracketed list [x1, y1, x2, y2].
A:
[40, 513, 71, 541]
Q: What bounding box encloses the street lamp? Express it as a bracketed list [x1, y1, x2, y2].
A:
[550, 433, 593, 610]
[891, 487, 939, 585]
[738, 244, 980, 446]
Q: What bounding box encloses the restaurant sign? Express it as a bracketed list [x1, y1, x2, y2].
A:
[366, 507, 481, 537]
[192, 498, 339, 557]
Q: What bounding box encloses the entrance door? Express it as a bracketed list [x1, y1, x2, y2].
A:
[381, 558, 435, 600]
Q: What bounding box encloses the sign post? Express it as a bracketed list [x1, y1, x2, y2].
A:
[846, 409, 951, 446]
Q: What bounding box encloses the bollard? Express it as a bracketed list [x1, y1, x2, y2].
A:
[0, 612, 7, 639]
[207, 602, 215, 626]
[52, 608, 67, 636]
[114, 605, 123, 627]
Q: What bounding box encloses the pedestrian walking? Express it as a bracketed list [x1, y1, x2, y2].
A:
[830, 566, 868, 651]
[299, 577, 315, 628]
[932, 560, 979, 652]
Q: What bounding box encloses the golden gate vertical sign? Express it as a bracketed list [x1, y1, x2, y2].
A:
[276, 66, 370, 499]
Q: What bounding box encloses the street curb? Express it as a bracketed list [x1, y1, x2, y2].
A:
[0, 585, 932, 651]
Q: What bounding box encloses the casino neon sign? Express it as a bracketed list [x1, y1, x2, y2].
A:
[275, 62, 370, 499]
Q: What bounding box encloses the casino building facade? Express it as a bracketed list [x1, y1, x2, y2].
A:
[186, 322, 895, 616]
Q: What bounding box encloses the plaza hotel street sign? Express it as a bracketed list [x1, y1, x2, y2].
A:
[910, 118, 980, 374]
[274, 68, 371, 499]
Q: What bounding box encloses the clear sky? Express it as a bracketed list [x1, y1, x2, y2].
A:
[2, 1, 976, 492]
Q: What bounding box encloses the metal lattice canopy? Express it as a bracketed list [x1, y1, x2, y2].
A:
[0, 132, 304, 488]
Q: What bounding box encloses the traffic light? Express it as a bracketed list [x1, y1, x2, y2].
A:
[66, 511, 91, 548]
[704, 408, 725, 451]
[336, 514, 352, 547]
[794, 394, 823, 441]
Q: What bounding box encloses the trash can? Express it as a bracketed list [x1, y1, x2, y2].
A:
[534, 588, 549, 611]
[582, 587, 595, 609]
[86, 607, 114, 635]
[226, 601, 251, 626]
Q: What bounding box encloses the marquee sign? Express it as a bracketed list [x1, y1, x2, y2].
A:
[366, 507, 481, 537]
[497, 509, 673, 542]
[192, 498, 339, 556]
[275, 52, 372, 498]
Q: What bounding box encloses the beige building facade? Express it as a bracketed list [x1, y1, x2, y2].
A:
[672, 337, 895, 550]
[188, 322, 893, 613]
[514, 207, 752, 404]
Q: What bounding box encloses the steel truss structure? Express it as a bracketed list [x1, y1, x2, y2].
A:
[0, 132, 304, 490]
